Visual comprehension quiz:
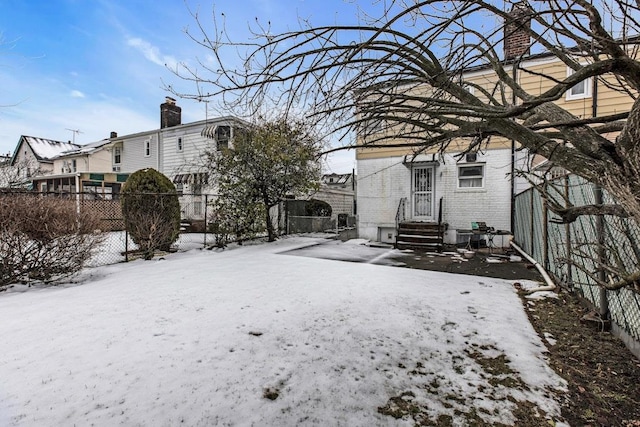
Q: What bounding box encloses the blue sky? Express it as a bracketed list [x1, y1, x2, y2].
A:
[0, 0, 361, 173]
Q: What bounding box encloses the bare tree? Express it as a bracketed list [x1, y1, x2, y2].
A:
[172, 1, 640, 286]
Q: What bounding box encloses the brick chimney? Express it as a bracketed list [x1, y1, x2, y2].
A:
[504, 1, 532, 60]
[160, 96, 182, 129]
[110, 131, 118, 138]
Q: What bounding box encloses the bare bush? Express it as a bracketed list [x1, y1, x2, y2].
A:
[0, 193, 104, 290]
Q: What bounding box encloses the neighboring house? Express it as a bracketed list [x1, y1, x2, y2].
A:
[322, 172, 355, 190]
[82, 97, 244, 218]
[356, 4, 635, 249]
[6, 136, 80, 188]
[162, 112, 244, 220]
[311, 173, 357, 226]
[31, 138, 130, 196]
[16, 97, 246, 218]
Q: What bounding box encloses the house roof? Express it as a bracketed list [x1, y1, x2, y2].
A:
[11, 136, 81, 165]
[54, 139, 112, 158]
[322, 173, 353, 185]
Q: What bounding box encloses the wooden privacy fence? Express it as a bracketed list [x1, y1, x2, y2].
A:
[513, 174, 640, 355]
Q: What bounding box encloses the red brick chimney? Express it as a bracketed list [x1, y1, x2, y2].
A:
[504, 1, 532, 60]
[160, 96, 182, 129]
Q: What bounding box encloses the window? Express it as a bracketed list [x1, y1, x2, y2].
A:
[175, 183, 184, 196]
[458, 164, 484, 188]
[215, 126, 231, 150]
[114, 147, 121, 164]
[566, 67, 591, 100]
[193, 201, 203, 216]
[177, 137, 183, 152]
[192, 182, 203, 196]
[71, 159, 77, 173]
[144, 139, 151, 157]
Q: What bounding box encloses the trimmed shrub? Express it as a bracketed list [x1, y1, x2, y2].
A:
[121, 168, 181, 259]
[0, 192, 104, 289]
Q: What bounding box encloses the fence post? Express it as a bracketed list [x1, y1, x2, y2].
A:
[125, 228, 129, 262]
[543, 182, 549, 270]
[593, 184, 609, 318]
[204, 195, 208, 249]
[565, 175, 572, 288]
[530, 188, 535, 255]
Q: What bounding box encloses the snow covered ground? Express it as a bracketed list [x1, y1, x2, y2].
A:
[0, 237, 567, 426]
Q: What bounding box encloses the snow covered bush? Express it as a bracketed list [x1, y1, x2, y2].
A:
[120, 168, 181, 259]
[0, 192, 104, 289]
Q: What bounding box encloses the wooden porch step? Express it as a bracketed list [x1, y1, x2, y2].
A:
[396, 221, 445, 252]
[396, 241, 443, 251]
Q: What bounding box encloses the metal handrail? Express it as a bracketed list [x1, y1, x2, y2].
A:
[395, 197, 407, 229]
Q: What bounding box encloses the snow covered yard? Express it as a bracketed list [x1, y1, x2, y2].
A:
[0, 237, 567, 426]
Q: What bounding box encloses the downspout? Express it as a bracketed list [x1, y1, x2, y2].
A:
[510, 241, 556, 293]
[75, 173, 81, 214]
[510, 60, 519, 233]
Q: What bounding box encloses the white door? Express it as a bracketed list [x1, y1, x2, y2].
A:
[412, 166, 434, 220]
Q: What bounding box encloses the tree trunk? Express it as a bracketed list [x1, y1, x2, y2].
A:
[264, 202, 276, 242]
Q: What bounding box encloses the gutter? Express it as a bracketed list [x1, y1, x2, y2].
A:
[510, 241, 556, 293]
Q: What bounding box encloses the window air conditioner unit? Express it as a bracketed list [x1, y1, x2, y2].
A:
[62, 167, 70, 173]
[112, 166, 121, 172]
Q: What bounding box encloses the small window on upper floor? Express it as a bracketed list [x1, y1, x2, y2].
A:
[177, 137, 183, 152]
[566, 67, 591, 100]
[114, 147, 122, 165]
[215, 126, 231, 150]
[144, 139, 151, 157]
[458, 164, 484, 188]
[71, 159, 77, 173]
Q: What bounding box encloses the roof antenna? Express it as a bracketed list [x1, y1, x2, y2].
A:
[65, 128, 84, 144]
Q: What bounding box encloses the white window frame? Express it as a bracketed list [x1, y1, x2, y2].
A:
[177, 137, 183, 152]
[71, 159, 77, 173]
[457, 163, 485, 189]
[215, 125, 232, 151]
[462, 83, 475, 95]
[113, 146, 122, 165]
[144, 138, 151, 157]
[565, 66, 592, 101]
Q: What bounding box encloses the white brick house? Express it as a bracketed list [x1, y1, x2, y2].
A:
[357, 147, 529, 246]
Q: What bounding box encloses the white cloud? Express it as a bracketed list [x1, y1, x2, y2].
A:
[126, 37, 178, 69]
[70, 90, 85, 98]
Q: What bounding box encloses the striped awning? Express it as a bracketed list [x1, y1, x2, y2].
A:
[173, 173, 209, 185]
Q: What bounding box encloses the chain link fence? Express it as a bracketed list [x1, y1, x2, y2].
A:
[1, 190, 219, 267]
[514, 175, 640, 348]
